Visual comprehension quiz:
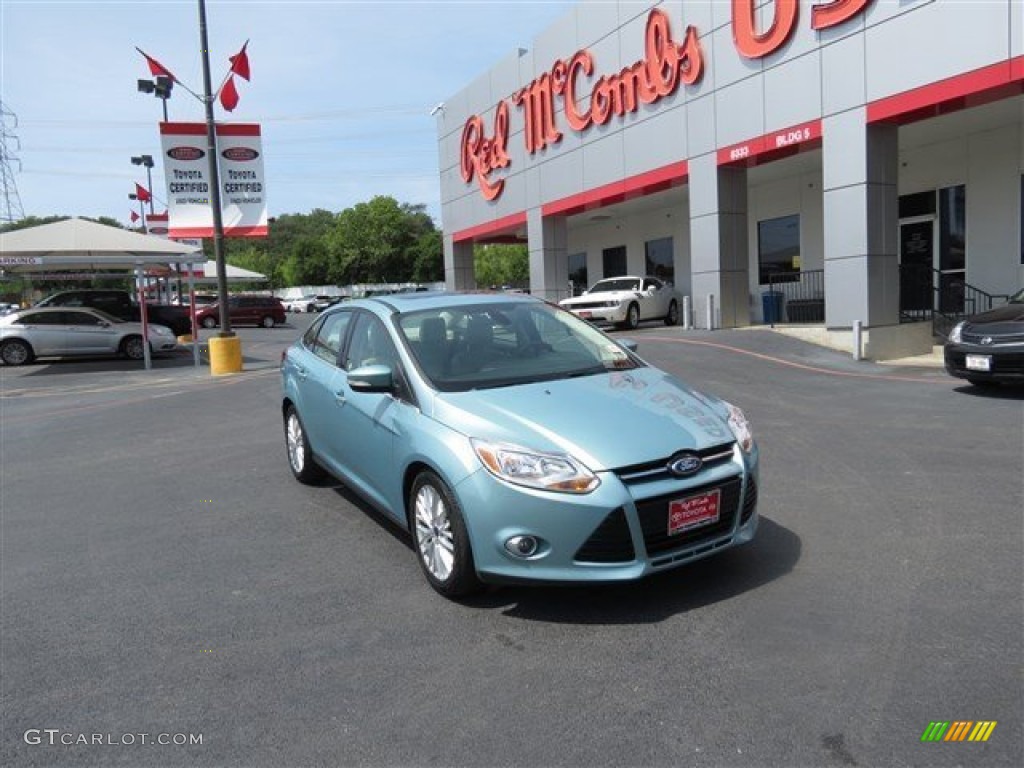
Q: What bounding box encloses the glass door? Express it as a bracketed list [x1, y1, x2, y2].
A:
[899, 217, 935, 314]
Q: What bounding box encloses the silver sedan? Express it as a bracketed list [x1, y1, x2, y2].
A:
[0, 307, 178, 366]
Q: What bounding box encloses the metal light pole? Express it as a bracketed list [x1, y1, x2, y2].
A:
[197, 0, 232, 336]
[131, 154, 155, 215]
[137, 76, 173, 121]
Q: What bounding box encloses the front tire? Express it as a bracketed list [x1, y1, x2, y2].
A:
[121, 335, 147, 360]
[0, 339, 33, 366]
[202, 316, 217, 329]
[409, 470, 481, 598]
[284, 405, 326, 484]
[664, 300, 679, 326]
[622, 302, 640, 330]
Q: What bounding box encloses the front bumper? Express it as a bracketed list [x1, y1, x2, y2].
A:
[562, 304, 627, 325]
[454, 446, 759, 584]
[944, 342, 1024, 382]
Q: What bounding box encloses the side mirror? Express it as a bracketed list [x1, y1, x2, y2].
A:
[619, 339, 639, 353]
[348, 364, 394, 393]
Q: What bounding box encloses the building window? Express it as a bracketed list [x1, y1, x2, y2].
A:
[568, 252, 588, 296]
[898, 190, 936, 219]
[644, 237, 674, 284]
[602, 246, 627, 278]
[757, 214, 800, 284]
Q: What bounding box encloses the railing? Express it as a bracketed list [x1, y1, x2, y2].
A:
[765, 269, 825, 327]
[898, 264, 999, 338]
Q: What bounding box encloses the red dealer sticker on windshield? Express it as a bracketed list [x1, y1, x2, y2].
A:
[667, 488, 721, 535]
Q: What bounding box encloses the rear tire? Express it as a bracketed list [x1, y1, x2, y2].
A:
[261, 315, 276, 328]
[0, 339, 33, 366]
[202, 316, 217, 329]
[284, 406, 326, 484]
[664, 300, 679, 326]
[409, 470, 482, 598]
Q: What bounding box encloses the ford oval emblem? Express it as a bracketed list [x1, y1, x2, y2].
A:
[167, 146, 204, 161]
[222, 147, 259, 161]
[668, 452, 702, 477]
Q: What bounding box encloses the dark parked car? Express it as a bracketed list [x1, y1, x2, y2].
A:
[195, 295, 287, 328]
[35, 289, 192, 337]
[945, 288, 1024, 386]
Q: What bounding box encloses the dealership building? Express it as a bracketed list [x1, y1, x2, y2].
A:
[436, 0, 1023, 358]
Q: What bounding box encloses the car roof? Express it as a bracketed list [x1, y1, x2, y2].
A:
[336, 290, 544, 314]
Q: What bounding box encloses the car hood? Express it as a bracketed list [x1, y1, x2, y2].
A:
[430, 367, 734, 471]
[963, 301, 1024, 330]
[560, 290, 641, 306]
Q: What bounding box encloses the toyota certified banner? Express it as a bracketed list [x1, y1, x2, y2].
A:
[159, 122, 268, 238]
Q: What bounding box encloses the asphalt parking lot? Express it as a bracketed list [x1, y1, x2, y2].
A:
[2, 314, 1021, 768]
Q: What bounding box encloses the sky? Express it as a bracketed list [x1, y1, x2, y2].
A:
[0, 0, 582, 229]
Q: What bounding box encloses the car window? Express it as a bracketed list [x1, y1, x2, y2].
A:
[397, 301, 640, 392]
[344, 314, 399, 372]
[64, 310, 105, 326]
[591, 278, 640, 293]
[643, 278, 662, 291]
[312, 312, 351, 365]
[19, 311, 68, 325]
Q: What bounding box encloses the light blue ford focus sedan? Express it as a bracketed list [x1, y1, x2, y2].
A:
[281, 292, 759, 598]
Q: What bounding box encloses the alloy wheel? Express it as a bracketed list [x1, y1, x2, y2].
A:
[414, 483, 455, 582]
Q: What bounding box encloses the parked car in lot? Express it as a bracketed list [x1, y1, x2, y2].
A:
[195, 295, 287, 328]
[0, 307, 177, 365]
[945, 288, 1024, 386]
[280, 292, 758, 598]
[34, 289, 192, 337]
[284, 295, 318, 313]
[559, 275, 680, 329]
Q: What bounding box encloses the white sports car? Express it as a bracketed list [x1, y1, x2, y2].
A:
[559, 276, 680, 329]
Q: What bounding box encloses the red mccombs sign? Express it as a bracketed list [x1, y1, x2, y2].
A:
[461, 0, 871, 200]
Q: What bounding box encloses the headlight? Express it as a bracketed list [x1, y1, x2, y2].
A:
[471, 439, 600, 494]
[725, 402, 754, 453]
[948, 321, 965, 344]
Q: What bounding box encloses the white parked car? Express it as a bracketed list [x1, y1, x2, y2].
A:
[559, 276, 679, 329]
[284, 295, 318, 313]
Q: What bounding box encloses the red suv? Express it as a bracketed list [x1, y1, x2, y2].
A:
[196, 295, 287, 329]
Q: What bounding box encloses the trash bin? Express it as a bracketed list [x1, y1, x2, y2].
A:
[762, 291, 784, 324]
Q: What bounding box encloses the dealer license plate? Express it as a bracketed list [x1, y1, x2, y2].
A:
[667, 488, 721, 536]
[578, 311, 592, 319]
[965, 354, 991, 372]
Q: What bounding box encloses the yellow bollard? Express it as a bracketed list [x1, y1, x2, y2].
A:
[177, 334, 193, 344]
[208, 335, 243, 375]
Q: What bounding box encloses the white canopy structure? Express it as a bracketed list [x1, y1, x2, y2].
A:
[187, 260, 267, 283]
[0, 217, 205, 369]
[0, 217, 204, 272]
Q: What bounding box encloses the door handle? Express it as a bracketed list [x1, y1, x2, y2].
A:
[295, 366, 307, 379]
[334, 389, 347, 406]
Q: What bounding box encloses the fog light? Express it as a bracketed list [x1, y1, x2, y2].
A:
[504, 535, 539, 558]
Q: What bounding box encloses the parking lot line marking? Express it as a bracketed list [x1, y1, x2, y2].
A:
[642, 335, 949, 385]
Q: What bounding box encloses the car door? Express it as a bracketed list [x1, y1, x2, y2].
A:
[62, 310, 120, 354]
[11, 311, 68, 355]
[332, 312, 413, 517]
[291, 310, 354, 463]
[640, 278, 666, 319]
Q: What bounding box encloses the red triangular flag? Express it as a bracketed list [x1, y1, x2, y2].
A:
[130, 211, 140, 222]
[136, 47, 176, 81]
[229, 41, 250, 81]
[135, 183, 152, 203]
[220, 76, 240, 112]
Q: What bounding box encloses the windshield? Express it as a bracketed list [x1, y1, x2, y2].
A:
[1008, 289, 1024, 304]
[589, 278, 640, 293]
[397, 301, 642, 392]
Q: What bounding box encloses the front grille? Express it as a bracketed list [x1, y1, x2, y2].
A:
[574, 508, 635, 563]
[569, 301, 613, 311]
[740, 477, 758, 525]
[636, 476, 742, 556]
[615, 442, 735, 485]
[962, 331, 1024, 345]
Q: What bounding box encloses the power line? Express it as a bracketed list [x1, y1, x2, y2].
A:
[0, 102, 26, 223]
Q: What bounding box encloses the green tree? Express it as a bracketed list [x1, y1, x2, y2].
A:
[474, 243, 529, 288]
